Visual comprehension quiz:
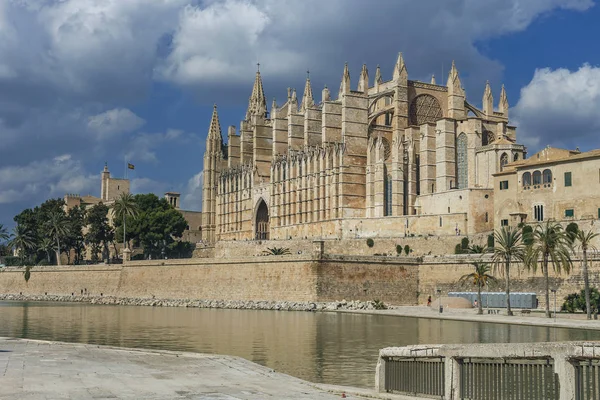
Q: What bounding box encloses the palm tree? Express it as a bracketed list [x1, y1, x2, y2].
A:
[492, 226, 526, 316]
[0, 223, 9, 244]
[38, 237, 54, 264]
[459, 262, 497, 315]
[262, 247, 292, 256]
[574, 229, 598, 320]
[525, 221, 574, 318]
[112, 193, 139, 252]
[46, 211, 70, 266]
[8, 225, 35, 266]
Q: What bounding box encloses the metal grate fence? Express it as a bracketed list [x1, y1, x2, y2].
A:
[574, 359, 600, 399]
[384, 356, 445, 398]
[459, 357, 559, 400]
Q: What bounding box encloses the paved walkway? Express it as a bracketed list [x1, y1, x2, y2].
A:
[341, 306, 600, 331]
[0, 338, 414, 400]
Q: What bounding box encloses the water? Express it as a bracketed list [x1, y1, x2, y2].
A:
[0, 301, 599, 389]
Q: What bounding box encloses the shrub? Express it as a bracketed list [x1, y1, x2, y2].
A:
[522, 225, 534, 246]
[562, 288, 600, 314]
[3, 256, 21, 266]
[396, 244, 402, 255]
[262, 247, 292, 256]
[461, 237, 470, 250]
[404, 245, 410, 255]
[366, 238, 375, 248]
[487, 234, 495, 249]
[566, 222, 579, 243]
[454, 244, 463, 254]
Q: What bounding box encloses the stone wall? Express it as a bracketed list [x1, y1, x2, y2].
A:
[1, 252, 598, 310]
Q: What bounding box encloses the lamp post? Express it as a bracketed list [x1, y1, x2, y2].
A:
[551, 289, 557, 322]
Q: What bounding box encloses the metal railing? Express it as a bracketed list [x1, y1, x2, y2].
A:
[384, 356, 445, 398]
[458, 357, 559, 400]
[575, 359, 600, 400]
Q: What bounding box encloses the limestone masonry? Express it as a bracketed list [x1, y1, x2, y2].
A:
[201, 54, 524, 243]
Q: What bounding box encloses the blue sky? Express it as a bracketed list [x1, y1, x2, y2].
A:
[1, 0, 599, 228]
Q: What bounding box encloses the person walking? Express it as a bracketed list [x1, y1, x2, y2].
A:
[427, 296, 432, 307]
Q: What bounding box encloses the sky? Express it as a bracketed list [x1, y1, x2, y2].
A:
[1, 0, 600, 229]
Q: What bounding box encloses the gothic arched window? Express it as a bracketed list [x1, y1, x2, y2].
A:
[384, 173, 392, 216]
[500, 153, 509, 171]
[409, 94, 443, 126]
[543, 169, 552, 184]
[456, 133, 468, 189]
[533, 170, 542, 185]
[522, 172, 531, 187]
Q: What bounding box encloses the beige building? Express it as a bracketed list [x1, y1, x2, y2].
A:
[201, 54, 525, 242]
[494, 146, 600, 228]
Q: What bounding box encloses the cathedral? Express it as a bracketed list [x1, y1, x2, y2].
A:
[201, 53, 526, 243]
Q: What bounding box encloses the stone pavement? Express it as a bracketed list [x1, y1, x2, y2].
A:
[0, 338, 414, 400]
[341, 305, 600, 331]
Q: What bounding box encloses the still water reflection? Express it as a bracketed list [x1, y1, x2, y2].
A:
[0, 301, 599, 388]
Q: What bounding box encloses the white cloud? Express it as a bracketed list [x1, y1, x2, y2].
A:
[87, 108, 145, 138]
[512, 63, 600, 151]
[130, 177, 169, 196]
[0, 155, 97, 205]
[181, 171, 203, 211]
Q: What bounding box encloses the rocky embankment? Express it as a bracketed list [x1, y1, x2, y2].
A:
[0, 294, 393, 312]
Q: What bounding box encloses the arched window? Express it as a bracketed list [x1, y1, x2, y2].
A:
[522, 172, 531, 186]
[533, 170, 542, 185]
[384, 174, 392, 216]
[456, 133, 468, 189]
[409, 94, 443, 125]
[500, 153, 509, 171]
[542, 169, 552, 184]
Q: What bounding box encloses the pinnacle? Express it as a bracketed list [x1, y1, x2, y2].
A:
[301, 72, 314, 112]
[246, 66, 267, 119]
[208, 104, 222, 140]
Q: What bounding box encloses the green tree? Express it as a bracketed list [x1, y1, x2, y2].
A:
[112, 193, 139, 252]
[525, 221, 574, 318]
[492, 226, 526, 316]
[522, 225, 534, 246]
[118, 194, 187, 259]
[459, 263, 497, 315]
[9, 224, 36, 267]
[65, 206, 86, 265]
[38, 237, 54, 264]
[85, 203, 114, 263]
[0, 223, 9, 244]
[574, 229, 599, 320]
[46, 211, 70, 266]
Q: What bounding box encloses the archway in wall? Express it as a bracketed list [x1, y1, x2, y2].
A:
[255, 200, 270, 240]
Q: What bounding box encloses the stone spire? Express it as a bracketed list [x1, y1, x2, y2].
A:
[393, 52, 407, 81]
[208, 104, 222, 141]
[483, 80, 493, 116]
[300, 71, 314, 113]
[322, 85, 331, 102]
[431, 74, 436, 85]
[357, 64, 369, 94]
[338, 62, 351, 98]
[499, 84, 509, 119]
[446, 61, 464, 96]
[246, 64, 267, 120]
[447, 61, 466, 119]
[375, 65, 382, 84]
[272, 97, 278, 112]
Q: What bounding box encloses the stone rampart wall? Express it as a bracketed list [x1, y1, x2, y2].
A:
[1, 253, 598, 309]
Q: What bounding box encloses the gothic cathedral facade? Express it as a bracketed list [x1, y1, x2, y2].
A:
[201, 54, 526, 243]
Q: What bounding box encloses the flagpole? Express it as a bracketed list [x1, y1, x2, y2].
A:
[124, 156, 127, 179]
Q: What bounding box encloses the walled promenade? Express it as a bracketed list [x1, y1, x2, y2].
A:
[0, 338, 414, 400]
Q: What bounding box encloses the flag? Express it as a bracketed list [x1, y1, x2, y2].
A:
[127, 163, 135, 170]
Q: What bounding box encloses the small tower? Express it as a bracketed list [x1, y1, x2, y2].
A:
[358, 64, 369, 95]
[201, 104, 224, 243]
[165, 192, 181, 210]
[446, 61, 466, 120]
[338, 62, 351, 99]
[499, 84, 509, 119]
[300, 71, 314, 113]
[392, 52, 407, 83]
[246, 65, 267, 120]
[483, 81, 493, 117]
[101, 163, 110, 201]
